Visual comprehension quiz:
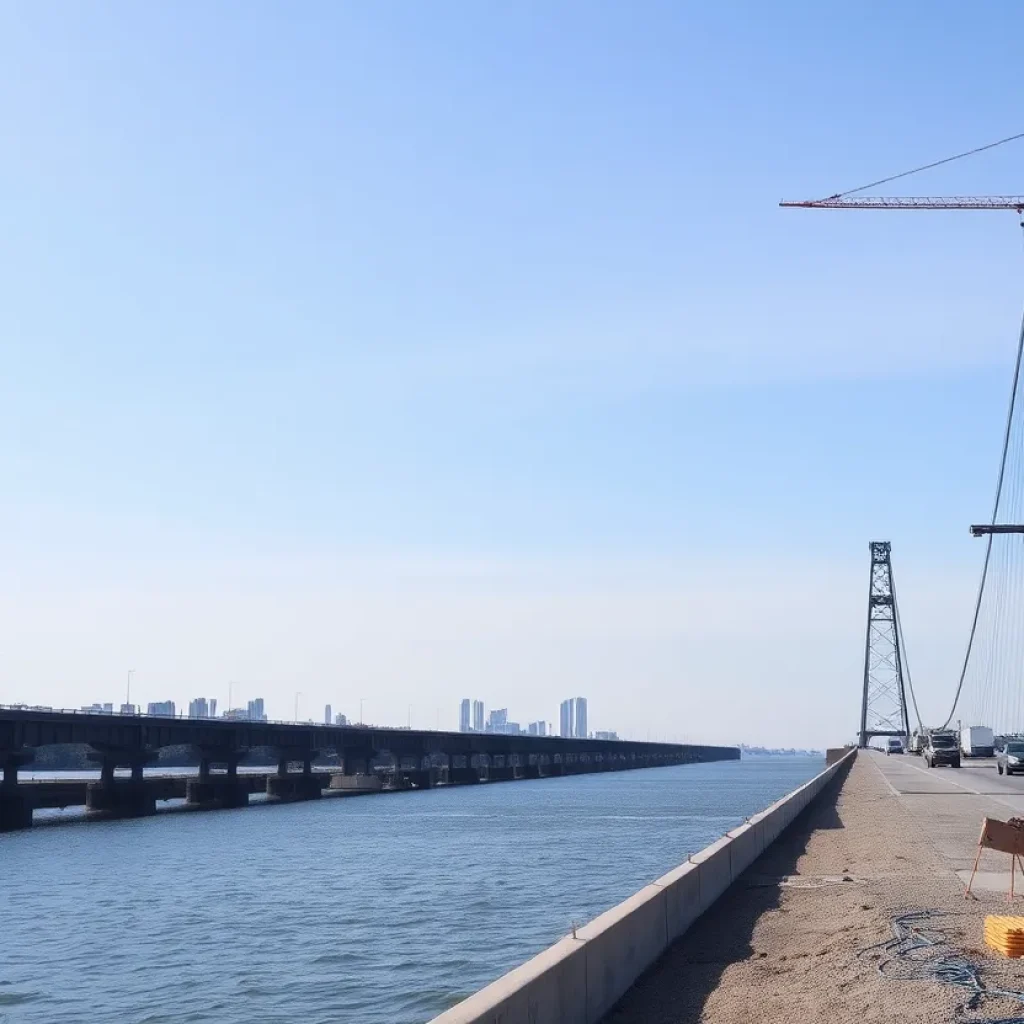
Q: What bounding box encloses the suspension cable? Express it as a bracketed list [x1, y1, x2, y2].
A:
[942, 262, 1024, 729]
[892, 582, 923, 734]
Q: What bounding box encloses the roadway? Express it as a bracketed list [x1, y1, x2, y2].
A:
[870, 750, 1024, 892]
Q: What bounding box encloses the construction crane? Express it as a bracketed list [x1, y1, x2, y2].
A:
[781, 195, 1024, 211]
[779, 131, 1024, 214]
[780, 130, 1024, 733]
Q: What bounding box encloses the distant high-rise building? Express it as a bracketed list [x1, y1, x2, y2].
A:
[472, 700, 484, 732]
[147, 700, 176, 717]
[119, 703, 136, 715]
[188, 697, 210, 719]
[103, 703, 113, 714]
[459, 699, 471, 732]
[573, 697, 588, 739]
[247, 698, 266, 722]
[222, 708, 248, 721]
[595, 730, 618, 741]
[335, 712, 348, 726]
[209, 699, 217, 719]
[325, 704, 332, 725]
[559, 699, 574, 738]
[80, 703, 107, 714]
[506, 721, 521, 736]
[528, 720, 546, 737]
[487, 708, 508, 734]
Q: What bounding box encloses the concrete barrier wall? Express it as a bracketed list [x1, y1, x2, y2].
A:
[429, 749, 856, 1024]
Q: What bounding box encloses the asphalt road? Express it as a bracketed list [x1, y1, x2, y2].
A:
[870, 750, 1024, 891]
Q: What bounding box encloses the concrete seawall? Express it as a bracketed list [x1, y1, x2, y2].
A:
[430, 750, 856, 1024]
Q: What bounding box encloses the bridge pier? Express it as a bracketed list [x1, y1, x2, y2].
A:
[266, 751, 323, 802]
[86, 747, 157, 818]
[186, 748, 249, 810]
[0, 750, 34, 832]
[451, 754, 480, 784]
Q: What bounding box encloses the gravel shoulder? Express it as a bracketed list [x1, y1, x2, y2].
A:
[604, 752, 1024, 1023]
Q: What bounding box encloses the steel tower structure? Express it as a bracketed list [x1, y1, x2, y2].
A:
[860, 542, 911, 748]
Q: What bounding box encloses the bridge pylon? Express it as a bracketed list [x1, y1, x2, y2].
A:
[860, 541, 911, 748]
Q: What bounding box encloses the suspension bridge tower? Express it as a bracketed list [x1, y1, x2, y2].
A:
[860, 541, 911, 748]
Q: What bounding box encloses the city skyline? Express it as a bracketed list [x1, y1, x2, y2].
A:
[51, 688, 637, 738]
[13, 688, 687, 744]
[460, 695, 604, 739]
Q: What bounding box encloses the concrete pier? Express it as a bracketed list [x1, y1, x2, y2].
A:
[85, 748, 158, 818]
[266, 755, 325, 801]
[0, 751, 33, 832]
[185, 778, 249, 809]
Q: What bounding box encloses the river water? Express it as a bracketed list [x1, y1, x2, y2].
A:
[2, 757, 821, 1024]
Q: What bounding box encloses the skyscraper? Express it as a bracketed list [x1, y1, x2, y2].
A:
[247, 698, 266, 722]
[528, 721, 546, 736]
[487, 708, 508, 734]
[574, 697, 588, 739]
[559, 699, 574, 738]
[209, 699, 217, 719]
[325, 704, 332, 725]
[147, 700, 175, 717]
[188, 697, 209, 719]
[472, 700, 484, 732]
[459, 699, 471, 733]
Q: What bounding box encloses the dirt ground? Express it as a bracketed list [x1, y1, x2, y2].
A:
[604, 754, 1024, 1024]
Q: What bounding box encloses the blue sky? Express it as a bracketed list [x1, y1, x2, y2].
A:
[2, 2, 1023, 744]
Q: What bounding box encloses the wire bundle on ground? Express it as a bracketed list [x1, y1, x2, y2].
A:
[860, 910, 1024, 1023]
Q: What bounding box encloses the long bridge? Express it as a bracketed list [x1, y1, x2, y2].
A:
[0, 707, 738, 831]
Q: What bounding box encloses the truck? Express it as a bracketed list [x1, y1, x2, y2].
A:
[924, 730, 961, 769]
[961, 725, 995, 758]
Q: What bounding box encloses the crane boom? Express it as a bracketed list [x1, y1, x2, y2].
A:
[781, 195, 1024, 211]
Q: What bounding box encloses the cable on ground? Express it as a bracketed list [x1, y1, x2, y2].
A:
[859, 910, 1024, 1023]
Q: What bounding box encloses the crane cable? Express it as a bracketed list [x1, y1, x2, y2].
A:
[827, 131, 1024, 201]
[942, 252, 1024, 729]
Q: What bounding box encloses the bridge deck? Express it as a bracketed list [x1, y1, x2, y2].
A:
[603, 752, 1024, 1024]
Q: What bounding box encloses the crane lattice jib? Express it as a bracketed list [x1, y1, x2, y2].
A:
[780, 196, 1024, 211]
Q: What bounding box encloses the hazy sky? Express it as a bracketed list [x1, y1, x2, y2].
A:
[2, 2, 1022, 746]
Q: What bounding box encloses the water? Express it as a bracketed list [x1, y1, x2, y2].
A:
[2, 757, 821, 1024]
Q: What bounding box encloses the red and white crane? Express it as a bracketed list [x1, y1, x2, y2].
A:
[779, 131, 1024, 213]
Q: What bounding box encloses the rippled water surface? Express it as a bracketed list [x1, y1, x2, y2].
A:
[3, 757, 821, 1024]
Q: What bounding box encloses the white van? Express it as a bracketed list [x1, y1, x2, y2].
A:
[886, 737, 904, 755]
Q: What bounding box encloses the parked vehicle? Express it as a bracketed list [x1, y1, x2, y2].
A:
[886, 737, 904, 755]
[924, 731, 961, 769]
[961, 725, 995, 758]
[997, 741, 1024, 776]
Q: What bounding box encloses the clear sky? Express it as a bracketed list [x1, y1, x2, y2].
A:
[2, 1, 1022, 746]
